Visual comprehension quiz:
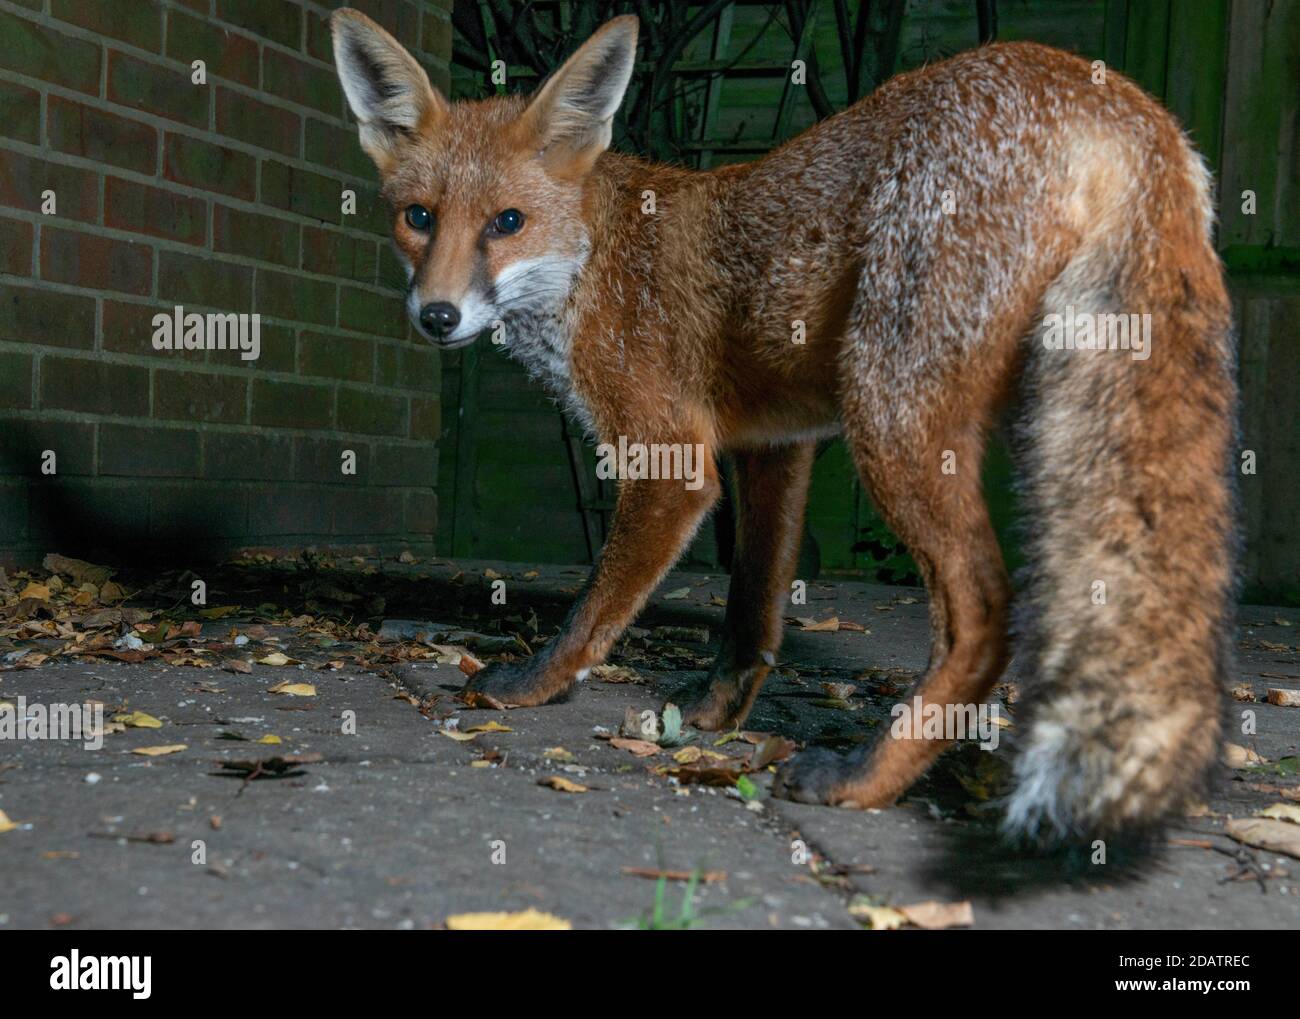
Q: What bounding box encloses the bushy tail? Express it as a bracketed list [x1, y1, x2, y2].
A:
[1004, 154, 1237, 841]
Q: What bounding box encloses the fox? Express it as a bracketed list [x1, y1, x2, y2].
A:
[330, 9, 1237, 842]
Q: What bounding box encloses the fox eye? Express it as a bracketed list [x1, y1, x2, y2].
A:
[404, 204, 432, 231]
[490, 208, 524, 236]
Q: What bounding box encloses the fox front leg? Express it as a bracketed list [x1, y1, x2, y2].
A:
[463, 453, 721, 707]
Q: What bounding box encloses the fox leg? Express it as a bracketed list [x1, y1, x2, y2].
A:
[463, 440, 721, 706]
[772, 417, 1011, 807]
[674, 441, 815, 729]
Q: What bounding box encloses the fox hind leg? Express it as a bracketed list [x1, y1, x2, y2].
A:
[773, 392, 1012, 807]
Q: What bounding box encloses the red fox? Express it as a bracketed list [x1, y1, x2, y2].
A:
[331, 10, 1237, 841]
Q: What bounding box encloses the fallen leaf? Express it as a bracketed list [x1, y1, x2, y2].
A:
[440, 730, 478, 742]
[897, 900, 974, 929]
[1258, 802, 1300, 824]
[848, 901, 906, 930]
[131, 744, 187, 756]
[662, 587, 690, 600]
[1266, 688, 1300, 707]
[256, 652, 296, 667]
[221, 658, 252, 674]
[198, 605, 240, 620]
[0, 809, 20, 833]
[591, 664, 646, 685]
[17, 582, 51, 601]
[543, 747, 575, 762]
[445, 909, 570, 930]
[112, 711, 163, 729]
[465, 720, 513, 733]
[611, 737, 660, 757]
[1226, 817, 1300, 859]
[1223, 742, 1267, 768]
[267, 682, 315, 697]
[538, 776, 588, 793]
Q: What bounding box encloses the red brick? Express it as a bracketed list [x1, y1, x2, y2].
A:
[213, 204, 299, 267]
[0, 218, 34, 276]
[154, 368, 248, 424]
[164, 132, 256, 201]
[215, 86, 301, 157]
[108, 50, 208, 128]
[0, 351, 33, 409]
[0, 9, 101, 95]
[0, 283, 96, 349]
[106, 177, 207, 245]
[40, 356, 149, 416]
[51, 0, 162, 53]
[46, 96, 159, 176]
[217, 0, 301, 50]
[262, 47, 341, 116]
[99, 424, 200, 477]
[0, 80, 41, 144]
[251, 378, 333, 429]
[40, 227, 152, 296]
[103, 300, 202, 362]
[302, 225, 378, 282]
[165, 8, 260, 88]
[0, 150, 100, 224]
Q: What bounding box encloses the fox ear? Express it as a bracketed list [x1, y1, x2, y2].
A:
[519, 15, 638, 175]
[331, 8, 447, 172]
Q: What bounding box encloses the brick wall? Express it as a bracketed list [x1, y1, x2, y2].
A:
[0, 0, 453, 568]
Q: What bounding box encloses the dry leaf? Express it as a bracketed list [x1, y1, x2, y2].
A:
[131, 744, 187, 756]
[1226, 817, 1300, 859]
[1258, 802, 1300, 824]
[611, 737, 660, 757]
[1222, 742, 1267, 768]
[1266, 688, 1300, 707]
[221, 658, 252, 674]
[17, 582, 51, 601]
[112, 711, 162, 729]
[465, 720, 513, 733]
[198, 605, 240, 620]
[440, 730, 478, 742]
[267, 682, 315, 697]
[445, 909, 570, 930]
[0, 809, 19, 833]
[538, 776, 588, 793]
[897, 900, 974, 929]
[662, 586, 690, 600]
[256, 652, 295, 667]
[848, 902, 905, 930]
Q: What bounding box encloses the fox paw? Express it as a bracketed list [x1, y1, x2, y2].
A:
[672, 677, 746, 731]
[460, 659, 571, 708]
[771, 747, 865, 806]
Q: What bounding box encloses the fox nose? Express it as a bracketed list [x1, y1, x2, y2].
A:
[419, 302, 460, 338]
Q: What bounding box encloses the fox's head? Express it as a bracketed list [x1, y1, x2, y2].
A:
[331, 9, 638, 348]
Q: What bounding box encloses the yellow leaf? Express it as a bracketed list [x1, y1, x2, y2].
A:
[440, 730, 478, 742]
[268, 682, 315, 696]
[465, 721, 512, 733]
[662, 586, 690, 600]
[848, 901, 906, 930]
[543, 747, 575, 762]
[445, 909, 571, 930]
[538, 776, 588, 793]
[112, 711, 163, 729]
[131, 744, 186, 756]
[257, 652, 294, 667]
[1258, 802, 1300, 825]
[0, 809, 20, 833]
[1222, 742, 1267, 768]
[897, 900, 974, 930]
[18, 582, 51, 600]
[1226, 817, 1300, 859]
[255, 735, 282, 745]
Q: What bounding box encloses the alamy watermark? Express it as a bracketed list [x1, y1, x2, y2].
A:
[0, 697, 105, 750]
[889, 696, 1002, 751]
[595, 436, 708, 491]
[152, 305, 260, 361]
[1041, 304, 1151, 361]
